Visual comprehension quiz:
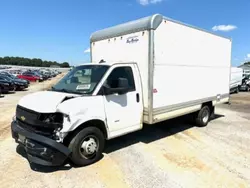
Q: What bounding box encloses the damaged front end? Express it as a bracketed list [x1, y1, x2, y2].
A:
[11, 105, 71, 166]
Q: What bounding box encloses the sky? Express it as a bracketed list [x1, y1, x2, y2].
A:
[0, 0, 249, 66]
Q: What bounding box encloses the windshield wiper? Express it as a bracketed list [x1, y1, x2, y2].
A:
[51, 87, 82, 94]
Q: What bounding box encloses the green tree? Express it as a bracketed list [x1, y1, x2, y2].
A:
[0, 56, 70, 67]
[61, 62, 70, 67]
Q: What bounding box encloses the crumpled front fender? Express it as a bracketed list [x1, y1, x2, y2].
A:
[56, 95, 107, 133]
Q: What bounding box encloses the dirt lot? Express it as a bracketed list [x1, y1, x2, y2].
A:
[0, 80, 250, 188]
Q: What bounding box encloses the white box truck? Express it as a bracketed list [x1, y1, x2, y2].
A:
[11, 14, 232, 166]
[230, 67, 243, 93]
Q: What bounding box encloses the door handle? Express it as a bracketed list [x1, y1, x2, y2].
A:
[136, 93, 140, 103]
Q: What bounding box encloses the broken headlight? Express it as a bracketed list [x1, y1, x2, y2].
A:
[38, 113, 63, 124]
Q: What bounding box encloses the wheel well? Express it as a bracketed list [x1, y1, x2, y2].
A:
[63, 119, 107, 146]
[202, 101, 214, 113]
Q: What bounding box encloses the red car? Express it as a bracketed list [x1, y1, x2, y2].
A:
[18, 72, 41, 82]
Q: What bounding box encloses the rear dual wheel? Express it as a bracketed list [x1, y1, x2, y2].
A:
[195, 106, 211, 127]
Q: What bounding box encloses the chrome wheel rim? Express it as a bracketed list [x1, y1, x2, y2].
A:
[202, 109, 209, 123]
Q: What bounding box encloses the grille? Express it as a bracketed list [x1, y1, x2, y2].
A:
[16, 105, 56, 137]
[17, 119, 55, 137]
[16, 105, 39, 125]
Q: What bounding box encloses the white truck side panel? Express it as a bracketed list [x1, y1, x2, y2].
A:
[230, 67, 243, 89]
[91, 31, 149, 108]
[153, 20, 231, 109]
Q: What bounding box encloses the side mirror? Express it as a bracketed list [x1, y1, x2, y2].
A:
[103, 78, 129, 95]
[117, 78, 129, 95]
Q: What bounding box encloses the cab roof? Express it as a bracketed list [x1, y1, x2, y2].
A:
[76, 62, 135, 67]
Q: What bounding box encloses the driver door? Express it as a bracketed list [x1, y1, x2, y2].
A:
[101, 65, 143, 134]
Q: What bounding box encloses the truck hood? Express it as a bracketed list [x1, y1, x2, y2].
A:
[56, 96, 93, 115]
[18, 91, 79, 113]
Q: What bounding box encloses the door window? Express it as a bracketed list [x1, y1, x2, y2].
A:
[105, 67, 135, 92]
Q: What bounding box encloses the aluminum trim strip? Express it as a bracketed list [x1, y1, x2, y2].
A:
[90, 14, 163, 42]
[153, 94, 229, 115]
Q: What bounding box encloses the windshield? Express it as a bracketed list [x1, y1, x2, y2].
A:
[0, 76, 11, 81]
[52, 65, 109, 94]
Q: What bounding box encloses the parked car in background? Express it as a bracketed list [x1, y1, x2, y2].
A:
[40, 70, 53, 79]
[0, 71, 30, 85]
[0, 74, 28, 91]
[0, 87, 2, 97]
[0, 76, 15, 93]
[9, 70, 22, 77]
[18, 72, 42, 82]
[230, 67, 243, 93]
[32, 71, 45, 81]
[240, 76, 250, 91]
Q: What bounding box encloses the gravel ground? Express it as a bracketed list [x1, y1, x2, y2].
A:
[0, 81, 250, 188]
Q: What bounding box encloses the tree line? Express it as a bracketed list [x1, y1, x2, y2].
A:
[0, 56, 70, 68]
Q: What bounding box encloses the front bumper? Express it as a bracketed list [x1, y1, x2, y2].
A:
[9, 84, 15, 91]
[11, 121, 71, 166]
[240, 85, 249, 91]
[1, 85, 10, 92]
[16, 84, 28, 89]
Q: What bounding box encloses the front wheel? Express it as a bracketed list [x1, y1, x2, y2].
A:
[235, 87, 239, 93]
[69, 127, 105, 166]
[247, 86, 250, 92]
[195, 106, 211, 127]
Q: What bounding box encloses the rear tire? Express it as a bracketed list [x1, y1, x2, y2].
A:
[69, 127, 105, 166]
[195, 106, 211, 127]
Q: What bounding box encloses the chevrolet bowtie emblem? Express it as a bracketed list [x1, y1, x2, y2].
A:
[21, 116, 26, 121]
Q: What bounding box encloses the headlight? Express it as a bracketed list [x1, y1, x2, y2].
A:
[64, 114, 71, 122]
[39, 113, 63, 124]
[3, 83, 9, 86]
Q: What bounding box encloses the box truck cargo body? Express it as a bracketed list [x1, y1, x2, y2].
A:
[91, 14, 231, 124]
[11, 14, 231, 167]
[230, 67, 243, 93]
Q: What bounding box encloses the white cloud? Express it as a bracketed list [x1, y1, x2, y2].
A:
[84, 47, 90, 53]
[137, 0, 163, 6]
[244, 54, 250, 61]
[212, 25, 237, 32]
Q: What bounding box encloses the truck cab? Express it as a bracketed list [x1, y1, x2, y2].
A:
[11, 62, 143, 166]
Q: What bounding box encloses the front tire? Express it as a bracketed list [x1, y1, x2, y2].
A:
[69, 127, 105, 166]
[235, 87, 239, 93]
[247, 86, 250, 92]
[195, 106, 211, 127]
